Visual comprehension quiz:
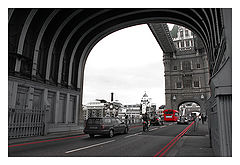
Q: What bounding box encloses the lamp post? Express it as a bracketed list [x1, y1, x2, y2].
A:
[173, 95, 176, 101]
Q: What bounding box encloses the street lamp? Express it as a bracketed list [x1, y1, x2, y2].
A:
[201, 94, 204, 100]
[173, 95, 176, 101]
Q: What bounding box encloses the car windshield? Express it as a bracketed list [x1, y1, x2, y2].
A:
[87, 118, 102, 125]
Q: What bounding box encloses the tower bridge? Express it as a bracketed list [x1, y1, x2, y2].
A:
[8, 8, 232, 156]
[149, 23, 210, 112]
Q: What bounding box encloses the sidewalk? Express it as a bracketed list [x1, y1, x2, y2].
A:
[8, 129, 85, 146]
[167, 120, 215, 157]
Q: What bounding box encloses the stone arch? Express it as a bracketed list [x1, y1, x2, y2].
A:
[176, 99, 205, 114]
[31, 10, 59, 77]
[75, 15, 211, 90]
[9, 9, 224, 89]
[45, 10, 82, 81]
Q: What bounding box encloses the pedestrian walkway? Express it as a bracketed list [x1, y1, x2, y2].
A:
[167, 120, 215, 157]
[8, 129, 85, 146]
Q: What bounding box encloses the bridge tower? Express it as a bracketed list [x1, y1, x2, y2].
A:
[149, 23, 211, 113]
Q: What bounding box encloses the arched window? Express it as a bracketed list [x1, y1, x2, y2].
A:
[180, 41, 184, 47]
[185, 30, 189, 37]
[186, 40, 190, 47]
[180, 31, 183, 37]
[183, 74, 192, 88]
[182, 61, 191, 71]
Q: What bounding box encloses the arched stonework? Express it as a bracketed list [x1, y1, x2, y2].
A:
[174, 97, 205, 113]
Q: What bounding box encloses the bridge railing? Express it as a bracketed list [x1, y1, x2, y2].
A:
[8, 108, 46, 139]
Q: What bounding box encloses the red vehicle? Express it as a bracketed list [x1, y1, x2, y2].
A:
[163, 109, 179, 122]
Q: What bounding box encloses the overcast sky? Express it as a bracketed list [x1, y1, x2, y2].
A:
[83, 24, 174, 107]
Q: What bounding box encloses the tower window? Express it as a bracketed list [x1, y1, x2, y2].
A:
[185, 30, 189, 37]
[190, 39, 193, 46]
[194, 81, 200, 88]
[183, 61, 191, 71]
[197, 63, 201, 68]
[180, 31, 183, 37]
[173, 66, 177, 70]
[176, 82, 182, 89]
[183, 74, 192, 88]
[186, 40, 190, 47]
[181, 41, 184, 47]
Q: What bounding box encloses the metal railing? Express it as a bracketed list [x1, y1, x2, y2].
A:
[8, 108, 46, 139]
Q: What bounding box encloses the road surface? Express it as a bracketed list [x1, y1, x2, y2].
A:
[9, 122, 193, 157]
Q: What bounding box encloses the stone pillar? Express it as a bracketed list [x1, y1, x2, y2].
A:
[54, 91, 60, 124]
[43, 89, 49, 135]
[27, 87, 34, 109]
[208, 8, 232, 157]
[217, 95, 232, 156]
[78, 89, 84, 126]
[8, 81, 18, 108]
[75, 95, 79, 124]
[163, 52, 172, 109]
[15, 59, 21, 72]
[65, 93, 70, 123]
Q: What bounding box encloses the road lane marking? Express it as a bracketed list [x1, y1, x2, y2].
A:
[154, 121, 195, 157]
[124, 132, 142, 138]
[158, 122, 194, 157]
[129, 125, 142, 128]
[65, 140, 115, 154]
[149, 128, 158, 132]
[8, 134, 87, 148]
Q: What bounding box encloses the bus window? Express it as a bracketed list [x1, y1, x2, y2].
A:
[165, 111, 173, 115]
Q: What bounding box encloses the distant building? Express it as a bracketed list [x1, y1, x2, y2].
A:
[140, 92, 157, 118]
[83, 97, 123, 119]
[82, 105, 88, 120]
[140, 92, 151, 114]
[105, 100, 123, 117]
[84, 100, 108, 119]
[122, 104, 141, 119]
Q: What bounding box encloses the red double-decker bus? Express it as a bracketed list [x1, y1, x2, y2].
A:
[163, 109, 179, 122]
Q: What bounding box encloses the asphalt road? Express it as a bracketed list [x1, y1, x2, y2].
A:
[8, 122, 191, 157]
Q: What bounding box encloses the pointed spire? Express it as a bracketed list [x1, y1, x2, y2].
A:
[143, 91, 148, 98]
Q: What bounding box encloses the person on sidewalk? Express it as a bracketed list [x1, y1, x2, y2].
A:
[124, 113, 129, 125]
[201, 114, 205, 124]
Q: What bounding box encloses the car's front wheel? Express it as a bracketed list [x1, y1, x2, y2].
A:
[89, 134, 95, 138]
[109, 129, 114, 138]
